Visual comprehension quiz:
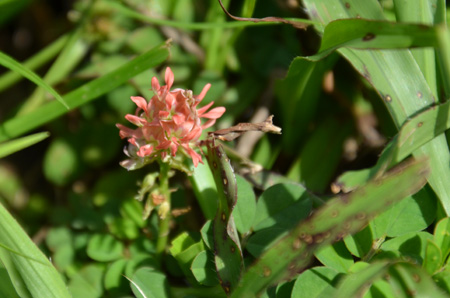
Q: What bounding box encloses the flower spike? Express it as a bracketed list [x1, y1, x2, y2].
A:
[117, 67, 226, 171]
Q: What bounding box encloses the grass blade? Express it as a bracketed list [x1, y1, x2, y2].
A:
[0, 42, 169, 142]
[0, 51, 68, 109]
[232, 157, 429, 297]
[0, 34, 68, 93]
[0, 132, 50, 158]
[0, 203, 71, 298]
[303, 0, 450, 215]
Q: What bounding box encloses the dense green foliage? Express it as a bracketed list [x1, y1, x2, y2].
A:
[1, 0, 450, 297]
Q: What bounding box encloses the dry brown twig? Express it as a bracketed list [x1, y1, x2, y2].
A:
[210, 115, 282, 142]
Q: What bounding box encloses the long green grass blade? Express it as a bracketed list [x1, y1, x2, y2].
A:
[0, 203, 71, 298]
[0, 34, 68, 93]
[0, 51, 68, 109]
[18, 24, 89, 115]
[393, 0, 438, 98]
[302, 0, 450, 215]
[232, 157, 429, 297]
[0, 42, 169, 142]
[0, 132, 49, 158]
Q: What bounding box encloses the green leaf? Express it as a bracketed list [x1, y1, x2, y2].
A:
[191, 250, 219, 286]
[0, 203, 71, 298]
[291, 267, 341, 298]
[104, 259, 127, 291]
[232, 175, 256, 234]
[0, 42, 169, 142]
[129, 267, 169, 298]
[0, 132, 49, 158]
[0, 51, 68, 109]
[68, 264, 105, 298]
[379, 231, 433, 264]
[434, 265, 450, 293]
[169, 232, 205, 285]
[231, 158, 429, 297]
[43, 138, 79, 186]
[86, 234, 124, 262]
[252, 183, 312, 231]
[434, 217, 450, 262]
[314, 242, 354, 273]
[201, 220, 214, 250]
[120, 198, 145, 228]
[423, 240, 442, 275]
[371, 186, 436, 238]
[246, 227, 287, 258]
[343, 226, 373, 258]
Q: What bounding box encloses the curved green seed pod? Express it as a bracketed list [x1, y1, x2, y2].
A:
[206, 136, 243, 295]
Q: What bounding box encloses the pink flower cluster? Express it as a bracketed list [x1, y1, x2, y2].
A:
[117, 67, 226, 170]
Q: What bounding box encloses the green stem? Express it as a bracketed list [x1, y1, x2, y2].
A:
[101, 1, 319, 30]
[155, 161, 171, 262]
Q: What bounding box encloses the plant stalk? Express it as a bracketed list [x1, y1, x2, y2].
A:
[155, 161, 171, 262]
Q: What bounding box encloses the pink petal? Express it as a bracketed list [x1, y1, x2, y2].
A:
[200, 107, 226, 119]
[137, 144, 153, 157]
[131, 96, 148, 114]
[152, 77, 160, 92]
[128, 138, 137, 147]
[125, 114, 146, 126]
[195, 83, 211, 105]
[201, 119, 216, 129]
[159, 110, 170, 118]
[180, 125, 202, 142]
[182, 145, 203, 167]
[165, 67, 174, 90]
[116, 124, 142, 139]
[169, 139, 178, 156]
[196, 101, 214, 116]
[173, 114, 185, 125]
[156, 139, 171, 150]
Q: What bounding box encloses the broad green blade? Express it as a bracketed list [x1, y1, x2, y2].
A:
[0, 51, 68, 109]
[206, 137, 243, 294]
[393, 0, 438, 98]
[338, 100, 450, 191]
[0, 132, 49, 158]
[0, 42, 169, 142]
[231, 157, 429, 297]
[314, 19, 439, 60]
[0, 203, 71, 298]
[302, 0, 450, 215]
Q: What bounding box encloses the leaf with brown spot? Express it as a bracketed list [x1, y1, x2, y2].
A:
[231, 158, 429, 297]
